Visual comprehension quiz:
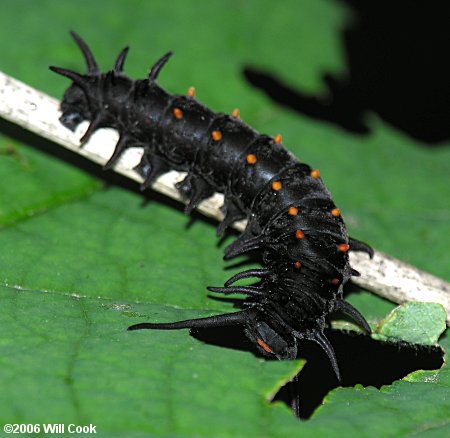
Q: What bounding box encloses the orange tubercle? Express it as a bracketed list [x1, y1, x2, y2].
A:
[295, 230, 305, 239]
[246, 154, 257, 164]
[294, 261, 302, 269]
[288, 207, 298, 216]
[187, 86, 195, 97]
[311, 169, 320, 179]
[173, 107, 183, 120]
[257, 338, 273, 353]
[274, 134, 282, 144]
[338, 243, 350, 252]
[232, 108, 240, 118]
[331, 208, 341, 217]
[211, 130, 222, 141]
[271, 181, 282, 191]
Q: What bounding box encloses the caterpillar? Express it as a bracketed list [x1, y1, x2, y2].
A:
[50, 32, 374, 381]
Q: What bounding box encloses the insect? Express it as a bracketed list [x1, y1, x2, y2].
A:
[50, 32, 373, 381]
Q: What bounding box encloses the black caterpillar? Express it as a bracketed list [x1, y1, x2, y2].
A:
[51, 32, 374, 381]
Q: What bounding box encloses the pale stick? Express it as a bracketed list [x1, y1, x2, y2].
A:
[1, 71, 449, 323]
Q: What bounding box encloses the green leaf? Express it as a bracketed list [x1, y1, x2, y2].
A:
[0, 0, 449, 437]
[372, 302, 447, 346]
[0, 285, 303, 436]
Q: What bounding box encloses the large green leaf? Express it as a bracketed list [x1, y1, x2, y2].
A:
[1, 0, 449, 437]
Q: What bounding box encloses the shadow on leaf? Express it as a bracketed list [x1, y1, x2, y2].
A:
[244, 0, 450, 145]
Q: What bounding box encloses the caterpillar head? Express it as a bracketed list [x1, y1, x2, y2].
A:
[49, 32, 102, 133]
[58, 81, 93, 131]
[50, 32, 132, 142]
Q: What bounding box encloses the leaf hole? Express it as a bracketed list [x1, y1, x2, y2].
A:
[190, 325, 444, 420]
[272, 330, 445, 419]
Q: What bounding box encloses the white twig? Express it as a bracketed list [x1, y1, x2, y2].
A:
[1, 71, 449, 324]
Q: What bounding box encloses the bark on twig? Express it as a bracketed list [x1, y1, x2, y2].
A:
[1, 71, 449, 323]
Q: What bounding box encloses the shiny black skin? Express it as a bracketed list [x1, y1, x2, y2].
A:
[51, 32, 373, 381]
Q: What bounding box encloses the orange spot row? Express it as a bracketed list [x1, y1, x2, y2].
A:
[331, 208, 340, 217]
[311, 169, 320, 179]
[173, 107, 183, 120]
[295, 230, 304, 240]
[274, 134, 282, 144]
[294, 261, 302, 269]
[331, 278, 340, 285]
[211, 130, 222, 141]
[288, 207, 298, 216]
[271, 181, 282, 191]
[185, 89, 240, 124]
[338, 243, 350, 252]
[187, 86, 195, 97]
[246, 154, 257, 165]
[257, 338, 273, 353]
